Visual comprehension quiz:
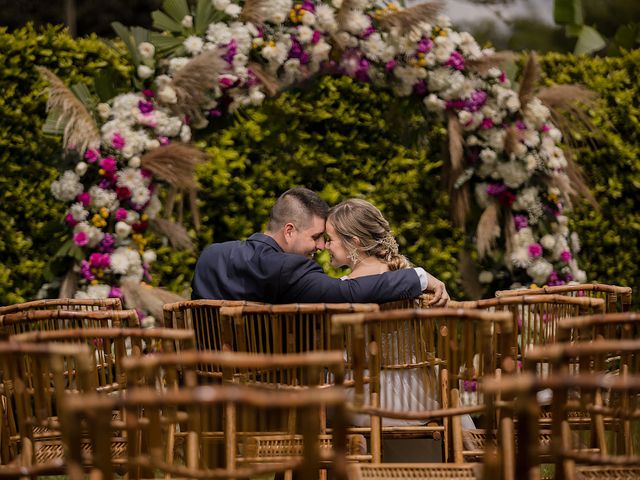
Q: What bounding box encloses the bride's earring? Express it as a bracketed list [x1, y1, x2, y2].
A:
[347, 249, 359, 267]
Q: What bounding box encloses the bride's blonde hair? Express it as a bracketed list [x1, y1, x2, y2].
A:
[327, 199, 411, 271]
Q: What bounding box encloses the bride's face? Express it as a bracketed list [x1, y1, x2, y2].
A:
[325, 221, 351, 268]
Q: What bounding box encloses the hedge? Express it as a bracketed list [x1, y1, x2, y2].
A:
[0, 24, 637, 304]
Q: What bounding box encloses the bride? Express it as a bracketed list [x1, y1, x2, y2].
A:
[326, 199, 474, 430]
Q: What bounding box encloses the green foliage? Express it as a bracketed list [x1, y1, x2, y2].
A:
[539, 50, 640, 297]
[0, 23, 638, 305]
[0, 24, 130, 304]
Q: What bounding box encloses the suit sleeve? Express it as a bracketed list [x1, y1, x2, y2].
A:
[279, 256, 422, 303]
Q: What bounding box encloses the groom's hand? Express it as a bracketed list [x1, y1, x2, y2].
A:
[426, 274, 450, 307]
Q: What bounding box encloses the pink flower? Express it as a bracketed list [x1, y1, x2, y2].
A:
[64, 213, 78, 227]
[84, 148, 100, 163]
[115, 208, 128, 221]
[481, 118, 494, 129]
[560, 250, 572, 263]
[89, 252, 110, 269]
[99, 156, 117, 174]
[109, 286, 122, 298]
[112, 133, 125, 149]
[77, 192, 91, 206]
[311, 30, 322, 44]
[528, 243, 543, 258]
[159, 136, 170, 145]
[384, 59, 397, 71]
[73, 231, 89, 247]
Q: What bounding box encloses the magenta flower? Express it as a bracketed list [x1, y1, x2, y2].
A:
[89, 252, 110, 269]
[64, 213, 78, 227]
[447, 51, 465, 70]
[138, 100, 154, 114]
[209, 109, 222, 118]
[542, 124, 550, 133]
[142, 88, 155, 98]
[115, 208, 128, 221]
[80, 260, 94, 281]
[311, 30, 321, 44]
[111, 133, 125, 150]
[486, 183, 507, 196]
[159, 136, 170, 145]
[481, 117, 494, 129]
[384, 59, 397, 71]
[99, 156, 117, 174]
[528, 243, 543, 258]
[109, 286, 122, 298]
[513, 214, 528, 230]
[73, 231, 89, 247]
[560, 250, 572, 263]
[77, 191, 91, 206]
[218, 75, 235, 88]
[413, 79, 427, 96]
[416, 38, 433, 54]
[84, 148, 100, 163]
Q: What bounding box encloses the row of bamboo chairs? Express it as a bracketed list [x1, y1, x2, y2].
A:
[0, 282, 634, 479]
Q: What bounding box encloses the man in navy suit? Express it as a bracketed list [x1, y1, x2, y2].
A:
[192, 188, 449, 306]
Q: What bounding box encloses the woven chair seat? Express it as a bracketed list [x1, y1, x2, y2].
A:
[347, 462, 482, 479]
[34, 437, 128, 465]
[576, 467, 640, 479]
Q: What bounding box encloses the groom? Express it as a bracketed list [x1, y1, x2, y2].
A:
[192, 187, 450, 306]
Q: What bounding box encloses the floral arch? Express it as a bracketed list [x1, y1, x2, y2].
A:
[43, 0, 590, 321]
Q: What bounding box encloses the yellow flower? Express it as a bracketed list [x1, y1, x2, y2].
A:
[547, 193, 558, 202]
[530, 283, 539, 289]
[96, 270, 104, 278]
[91, 279, 98, 285]
[140, 213, 149, 222]
[92, 214, 107, 228]
[388, 3, 399, 11]
[132, 233, 147, 250]
[100, 207, 109, 219]
[98, 168, 106, 176]
[439, 30, 447, 37]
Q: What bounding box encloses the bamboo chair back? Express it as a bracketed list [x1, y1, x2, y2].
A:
[495, 283, 633, 313]
[331, 308, 513, 463]
[121, 351, 347, 468]
[62, 384, 349, 480]
[0, 308, 139, 339]
[0, 297, 123, 315]
[346, 462, 482, 479]
[449, 295, 605, 368]
[556, 312, 640, 344]
[379, 292, 435, 310]
[483, 372, 640, 480]
[11, 327, 194, 394]
[0, 342, 94, 474]
[526, 339, 640, 458]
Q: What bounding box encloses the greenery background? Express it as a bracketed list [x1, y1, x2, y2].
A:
[0, 25, 638, 305]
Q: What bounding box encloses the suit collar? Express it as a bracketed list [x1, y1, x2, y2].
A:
[249, 233, 284, 252]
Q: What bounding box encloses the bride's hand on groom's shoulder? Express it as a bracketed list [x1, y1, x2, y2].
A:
[425, 273, 450, 307]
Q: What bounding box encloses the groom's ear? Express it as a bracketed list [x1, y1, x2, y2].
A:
[283, 222, 295, 240]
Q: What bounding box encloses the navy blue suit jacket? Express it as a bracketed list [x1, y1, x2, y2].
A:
[191, 233, 422, 303]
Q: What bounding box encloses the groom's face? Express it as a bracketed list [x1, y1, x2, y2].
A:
[286, 215, 326, 258]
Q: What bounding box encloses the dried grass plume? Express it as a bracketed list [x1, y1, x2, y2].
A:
[378, 1, 444, 35]
[518, 52, 540, 108]
[150, 218, 194, 251]
[36, 66, 100, 154]
[121, 280, 186, 321]
[140, 143, 207, 190]
[467, 51, 516, 74]
[476, 202, 500, 259]
[447, 112, 469, 228]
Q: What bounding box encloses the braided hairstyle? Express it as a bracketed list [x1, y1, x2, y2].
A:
[327, 199, 411, 271]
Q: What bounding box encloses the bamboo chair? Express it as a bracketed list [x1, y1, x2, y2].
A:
[346, 462, 482, 479]
[526, 339, 640, 458]
[0, 308, 139, 339]
[495, 283, 633, 313]
[331, 308, 514, 463]
[379, 292, 435, 310]
[121, 350, 355, 471]
[0, 297, 123, 315]
[483, 372, 640, 480]
[555, 312, 640, 344]
[62, 384, 349, 480]
[0, 342, 96, 475]
[10, 327, 195, 394]
[448, 295, 605, 369]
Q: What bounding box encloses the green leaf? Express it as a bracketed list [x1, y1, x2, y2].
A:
[42, 110, 64, 135]
[149, 32, 185, 55]
[610, 23, 640, 54]
[162, 0, 190, 23]
[131, 26, 151, 46]
[574, 25, 606, 55]
[71, 83, 96, 111]
[93, 68, 123, 102]
[152, 10, 184, 33]
[111, 21, 141, 65]
[195, 0, 215, 36]
[554, 0, 583, 26]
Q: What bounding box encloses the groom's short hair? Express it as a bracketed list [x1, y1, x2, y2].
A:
[267, 187, 328, 231]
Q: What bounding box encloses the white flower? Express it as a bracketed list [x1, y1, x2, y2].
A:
[207, 22, 232, 44]
[142, 315, 156, 328]
[110, 249, 131, 274]
[184, 36, 204, 55]
[480, 148, 497, 165]
[168, 57, 189, 73]
[433, 35, 454, 63]
[343, 11, 370, 35]
[225, 4, 241, 17]
[479, 270, 494, 284]
[298, 25, 314, 43]
[513, 187, 539, 211]
[83, 284, 111, 299]
[181, 15, 193, 28]
[125, 210, 140, 225]
[158, 86, 178, 104]
[138, 42, 155, 59]
[315, 4, 337, 32]
[115, 221, 132, 239]
[497, 159, 529, 188]
[249, 87, 265, 105]
[302, 11, 316, 25]
[51, 171, 83, 202]
[97, 103, 111, 119]
[69, 203, 88, 222]
[212, 0, 230, 10]
[423, 93, 445, 112]
[525, 154, 539, 171]
[137, 65, 154, 79]
[128, 156, 141, 168]
[332, 0, 343, 7]
[180, 124, 192, 142]
[570, 232, 581, 254]
[145, 195, 162, 219]
[131, 187, 151, 206]
[527, 259, 553, 285]
[143, 250, 157, 264]
[75, 161, 88, 176]
[89, 186, 118, 210]
[540, 234, 556, 250]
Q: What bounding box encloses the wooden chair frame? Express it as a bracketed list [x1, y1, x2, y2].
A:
[0, 297, 123, 315]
